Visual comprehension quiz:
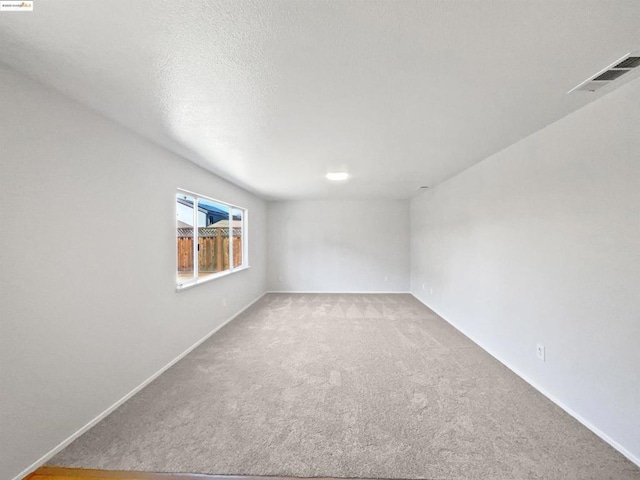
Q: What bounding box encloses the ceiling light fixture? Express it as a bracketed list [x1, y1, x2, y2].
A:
[326, 172, 349, 181]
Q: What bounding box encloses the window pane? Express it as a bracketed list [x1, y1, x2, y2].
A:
[176, 194, 195, 283]
[198, 198, 230, 277]
[232, 208, 243, 268]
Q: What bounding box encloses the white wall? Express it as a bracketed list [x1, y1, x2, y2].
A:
[268, 200, 409, 292]
[0, 67, 267, 480]
[410, 77, 640, 463]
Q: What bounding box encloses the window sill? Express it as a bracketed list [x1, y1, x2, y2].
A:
[176, 265, 251, 291]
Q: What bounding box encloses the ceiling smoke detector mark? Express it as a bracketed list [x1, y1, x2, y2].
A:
[419, 185, 429, 189]
[568, 52, 639, 93]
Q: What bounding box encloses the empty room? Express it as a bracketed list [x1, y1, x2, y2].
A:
[1, 1, 639, 480]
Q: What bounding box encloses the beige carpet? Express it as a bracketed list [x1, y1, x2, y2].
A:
[48, 293, 640, 480]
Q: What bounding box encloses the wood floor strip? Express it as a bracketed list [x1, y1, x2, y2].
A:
[25, 466, 216, 480]
[26, 468, 398, 480]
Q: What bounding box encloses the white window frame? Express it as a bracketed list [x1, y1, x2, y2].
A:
[176, 188, 249, 290]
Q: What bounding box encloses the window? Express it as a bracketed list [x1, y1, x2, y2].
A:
[176, 189, 247, 289]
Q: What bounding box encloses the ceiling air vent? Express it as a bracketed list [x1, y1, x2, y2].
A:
[614, 56, 640, 69]
[569, 52, 639, 93]
[592, 69, 628, 81]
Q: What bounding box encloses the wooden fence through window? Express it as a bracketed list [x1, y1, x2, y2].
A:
[177, 227, 242, 273]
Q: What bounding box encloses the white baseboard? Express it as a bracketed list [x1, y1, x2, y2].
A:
[11, 292, 267, 480]
[266, 290, 412, 294]
[410, 293, 640, 468]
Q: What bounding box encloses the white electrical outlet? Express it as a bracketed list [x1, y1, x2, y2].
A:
[422, 283, 425, 290]
[384, 276, 388, 282]
[222, 298, 227, 307]
[430, 288, 433, 294]
[536, 344, 545, 361]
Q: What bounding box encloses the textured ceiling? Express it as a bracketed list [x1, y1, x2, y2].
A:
[1, 1, 639, 199]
